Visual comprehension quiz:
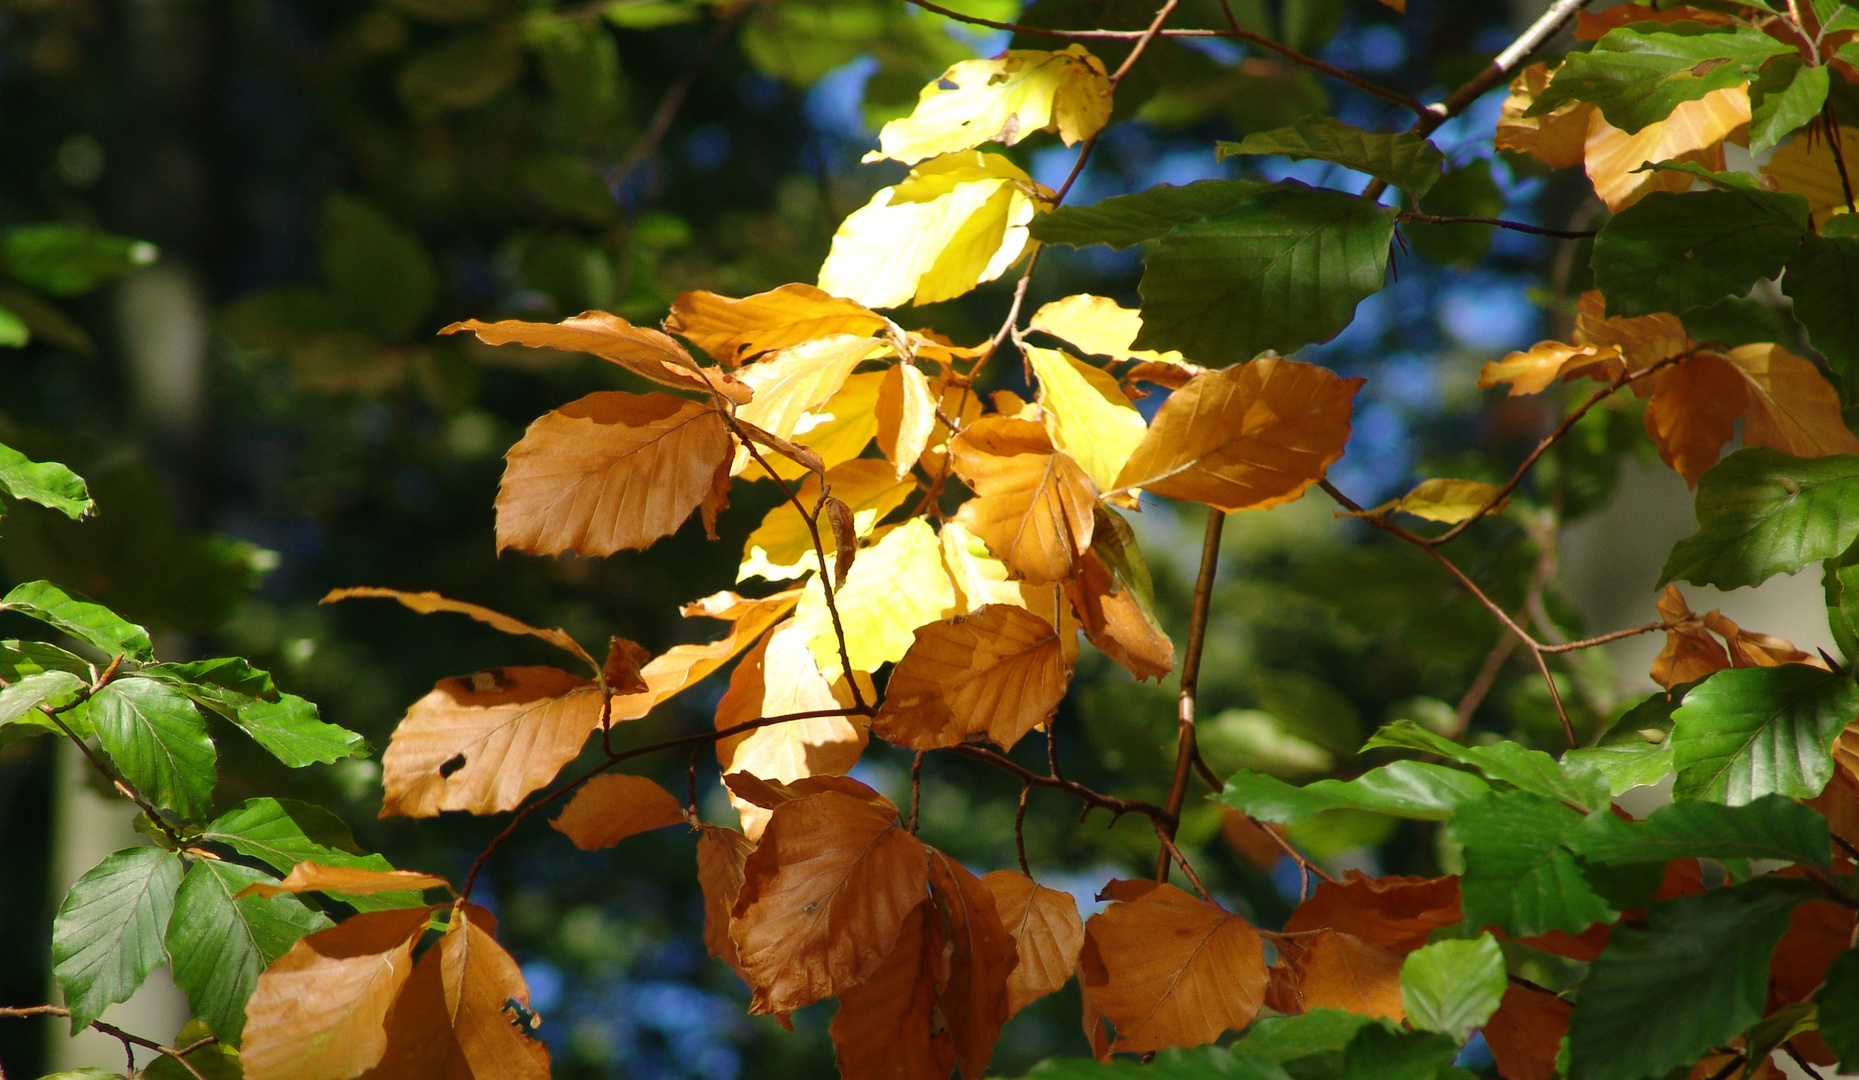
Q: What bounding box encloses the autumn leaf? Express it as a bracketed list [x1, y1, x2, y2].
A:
[1496, 63, 1592, 171]
[359, 904, 548, 1080]
[1479, 340, 1623, 396]
[1024, 344, 1147, 496]
[237, 862, 450, 900]
[1705, 610, 1822, 671]
[749, 371, 887, 483]
[951, 416, 1097, 584]
[729, 788, 929, 1012]
[697, 824, 755, 977]
[876, 363, 937, 480]
[738, 460, 915, 583]
[1079, 882, 1268, 1053]
[1573, 291, 1691, 369]
[1583, 87, 1751, 211]
[979, 870, 1084, 1018]
[732, 334, 882, 448]
[242, 906, 433, 1080]
[441, 311, 749, 403]
[1643, 353, 1748, 486]
[873, 605, 1070, 752]
[1111, 357, 1360, 512]
[380, 666, 605, 817]
[1280, 871, 1463, 955]
[496, 391, 734, 557]
[828, 901, 954, 1080]
[866, 46, 1111, 165]
[1723, 342, 1859, 460]
[1764, 124, 1859, 226]
[1483, 985, 1572, 1080]
[928, 849, 1017, 1079]
[723, 772, 898, 814]
[608, 588, 801, 722]
[549, 773, 688, 850]
[1029, 294, 1189, 367]
[1652, 585, 1732, 689]
[319, 587, 596, 670]
[1066, 547, 1175, 681]
[1346, 478, 1507, 524]
[666, 284, 889, 366]
[1269, 928, 1406, 1021]
[817, 151, 1052, 309]
[793, 516, 958, 676]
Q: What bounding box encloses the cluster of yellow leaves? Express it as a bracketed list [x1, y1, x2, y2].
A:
[1649, 585, 1825, 689]
[1482, 293, 1859, 485]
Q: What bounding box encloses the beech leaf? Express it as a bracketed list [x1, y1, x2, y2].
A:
[980, 870, 1084, 1018]
[320, 586, 596, 669]
[873, 605, 1071, 752]
[928, 849, 1017, 1079]
[866, 46, 1110, 166]
[665, 283, 888, 366]
[440, 312, 749, 403]
[237, 861, 451, 900]
[549, 773, 688, 850]
[951, 417, 1098, 584]
[828, 901, 955, 1080]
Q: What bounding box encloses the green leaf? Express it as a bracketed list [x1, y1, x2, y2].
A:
[1, 580, 154, 661]
[143, 1020, 243, 1080]
[1399, 934, 1507, 1044]
[1749, 59, 1830, 157]
[1821, 0, 1859, 32]
[1783, 234, 1859, 390]
[320, 193, 437, 341]
[1741, 1001, 1819, 1079]
[1567, 877, 1818, 1080]
[88, 677, 216, 821]
[143, 658, 367, 767]
[1220, 761, 1490, 823]
[0, 639, 91, 681]
[0, 669, 86, 725]
[38, 1070, 123, 1080]
[0, 443, 93, 519]
[1591, 187, 1808, 317]
[1365, 721, 1609, 811]
[1660, 448, 1859, 590]
[1670, 664, 1859, 803]
[50, 846, 183, 1032]
[1529, 25, 1792, 135]
[1029, 178, 1272, 251]
[1230, 1010, 1378, 1062]
[1134, 182, 1395, 365]
[1216, 117, 1444, 199]
[1817, 947, 1859, 1070]
[204, 798, 420, 912]
[1563, 690, 1681, 796]
[1340, 1024, 1460, 1080]
[1566, 794, 1830, 867]
[396, 28, 526, 115]
[2, 225, 157, 297]
[1028, 1047, 1291, 1080]
[1448, 790, 1618, 937]
[166, 858, 330, 1046]
[1404, 160, 1504, 267]
[0, 304, 27, 347]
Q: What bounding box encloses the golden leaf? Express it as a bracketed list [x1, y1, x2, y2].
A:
[1573, 291, 1692, 370]
[440, 312, 749, 404]
[828, 901, 954, 1080]
[1495, 63, 1592, 171]
[1652, 584, 1732, 690]
[496, 391, 734, 557]
[867, 46, 1111, 166]
[873, 605, 1071, 752]
[1028, 294, 1188, 366]
[1702, 609, 1822, 671]
[697, 824, 755, 977]
[747, 371, 885, 482]
[951, 417, 1098, 584]
[237, 863, 450, 900]
[1066, 547, 1175, 681]
[1643, 354, 1748, 486]
[1269, 928, 1406, 1021]
[608, 588, 801, 722]
[380, 666, 605, 818]
[795, 516, 959, 676]
[1724, 342, 1859, 460]
[319, 586, 595, 669]
[1479, 340, 1622, 396]
[1583, 87, 1750, 212]
[1764, 125, 1859, 225]
[979, 870, 1084, 1018]
[666, 284, 890, 366]
[549, 773, 688, 850]
[739, 460, 917, 583]
[928, 849, 1017, 1079]
[1024, 344, 1148, 494]
[1112, 357, 1360, 512]
[876, 362, 938, 479]
[1347, 478, 1508, 524]
[733, 334, 883, 448]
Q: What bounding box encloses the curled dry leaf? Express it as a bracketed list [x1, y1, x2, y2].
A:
[496, 391, 734, 557]
[1111, 356, 1361, 513]
[1573, 291, 1691, 369]
[1079, 882, 1268, 1053]
[359, 904, 548, 1080]
[873, 605, 1070, 752]
[738, 460, 915, 583]
[1496, 63, 1591, 171]
[951, 416, 1097, 584]
[237, 862, 450, 900]
[549, 773, 687, 851]
[730, 789, 928, 1013]
[876, 362, 937, 480]
[608, 588, 801, 722]
[602, 636, 650, 695]
[1268, 928, 1406, 1021]
[723, 772, 897, 814]
[1483, 985, 1573, 1080]
[697, 824, 755, 976]
[979, 869, 1084, 1018]
[320, 587, 594, 670]
[823, 495, 857, 588]
[1479, 341, 1622, 396]
[380, 666, 605, 818]
[440, 312, 749, 404]
[666, 284, 889, 366]
[928, 850, 1017, 1079]
[1280, 871, 1463, 955]
[1066, 547, 1174, 682]
[242, 905, 433, 1080]
[829, 901, 954, 1080]
[1653, 585, 1732, 689]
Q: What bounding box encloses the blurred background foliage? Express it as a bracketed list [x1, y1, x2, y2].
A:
[0, 0, 1663, 1075]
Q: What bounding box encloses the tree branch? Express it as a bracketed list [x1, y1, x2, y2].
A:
[1397, 211, 1597, 239]
[1157, 508, 1223, 881]
[948, 744, 1173, 824]
[0, 1005, 213, 1080]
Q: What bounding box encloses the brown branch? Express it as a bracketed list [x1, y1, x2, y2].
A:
[1397, 211, 1596, 239]
[1824, 103, 1857, 214]
[604, 2, 750, 190]
[1154, 827, 1216, 903]
[1014, 782, 1032, 874]
[1192, 747, 1338, 887]
[38, 693, 186, 849]
[1784, 1042, 1828, 1080]
[908, 750, 926, 833]
[0, 1005, 211, 1080]
[948, 744, 1172, 824]
[1539, 621, 1669, 653]
[1158, 508, 1224, 881]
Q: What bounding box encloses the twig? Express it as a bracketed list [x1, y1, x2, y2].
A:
[38, 698, 185, 848]
[908, 750, 925, 833]
[1397, 211, 1597, 239]
[948, 744, 1172, 824]
[1157, 508, 1224, 881]
[1783, 1042, 1828, 1080]
[1015, 782, 1032, 875]
[1539, 621, 1668, 653]
[1154, 828, 1216, 903]
[605, 2, 750, 190]
[1823, 102, 1857, 214]
[0, 1005, 211, 1080]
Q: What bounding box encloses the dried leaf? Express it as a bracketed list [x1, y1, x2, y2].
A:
[441, 312, 749, 403]
[601, 637, 650, 695]
[1483, 985, 1573, 1080]
[608, 589, 801, 722]
[1701, 610, 1822, 671]
[739, 460, 915, 583]
[1652, 585, 1732, 690]
[666, 284, 889, 365]
[876, 363, 938, 480]
[320, 587, 595, 669]
[1024, 344, 1147, 494]
[722, 772, 898, 813]
[1496, 63, 1593, 170]
[730, 789, 929, 1013]
[734, 334, 880, 447]
[1271, 928, 1406, 1021]
[549, 773, 687, 850]
[1079, 882, 1268, 1053]
[243, 906, 434, 1080]
[238, 863, 450, 900]
[1347, 478, 1508, 524]
[496, 391, 734, 557]
[1644, 353, 1748, 486]
[1066, 549, 1175, 681]
[873, 605, 1070, 752]
[951, 417, 1097, 584]
[867, 46, 1111, 165]
[824, 496, 857, 588]
[929, 850, 1017, 1078]
[1479, 340, 1623, 396]
[1111, 357, 1360, 512]
[1724, 342, 1859, 460]
[380, 666, 605, 818]
[980, 870, 1084, 1018]
[1584, 87, 1750, 212]
[750, 372, 887, 483]
[828, 901, 954, 1080]
[1280, 871, 1463, 955]
[697, 824, 755, 976]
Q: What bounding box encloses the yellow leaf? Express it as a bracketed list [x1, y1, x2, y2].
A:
[1111, 357, 1361, 512]
[739, 460, 917, 583]
[1027, 293, 1188, 366]
[440, 312, 750, 404]
[1583, 86, 1750, 211]
[1573, 291, 1692, 370]
[1479, 341, 1622, 396]
[951, 417, 1098, 584]
[1495, 63, 1592, 171]
[817, 151, 1052, 309]
[876, 362, 938, 479]
[238, 862, 450, 900]
[735, 333, 882, 439]
[796, 516, 958, 677]
[1764, 125, 1859, 226]
[666, 283, 890, 365]
[549, 773, 688, 850]
[609, 588, 802, 721]
[1724, 342, 1859, 460]
[747, 371, 885, 482]
[866, 46, 1112, 166]
[1350, 478, 1508, 524]
[873, 605, 1072, 752]
[1024, 344, 1148, 493]
[939, 520, 1081, 664]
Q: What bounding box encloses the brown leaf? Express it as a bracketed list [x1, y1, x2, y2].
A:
[381, 666, 605, 818]
[1702, 610, 1823, 671]
[1573, 291, 1692, 369]
[824, 495, 857, 588]
[1078, 969, 1111, 1062]
[1269, 928, 1405, 1021]
[722, 772, 898, 814]
[1495, 63, 1592, 171]
[1835, 721, 1859, 785]
[1279, 871, 1462, 954]
[320, 587, 595, 670]
[751, 371, 886, 482]
[602, 637, 650, 695]
[1479, 340, 1622, 396]
[1079, 882, 1267, 1053]
[1576, 4, 1735, 38]
[1066, 549, 1175, 681]
[828, 901, 955, 1080]
[496, 391, 735, 557]
[951, 416, 1097, 584]
[919, 375, 986, 477]
[1220, 809, 1286, 870]
[979, 870, 1084, 1018]
[238, 862, 450, 900]
[1643, 353, 1747, 486]
[441, 312, 749, 403]
[666, 284, 890, 366]
[1483, 985, 1572, 1080]
[1724, 342, 1859, 460]
[1651, 585, 1731, 690]
[243, 906, 434, 1080]
[1770, 896, 1855, 1006]
[697, 824, 756, 976]
[928, 850, 1016, 1079]
[877, 363, 938, 479]
[360, 904, 549, 1080]
[730, 789, 929, 1012]
[1110, 357, 1360, 512]
[608, 588, 802, 722]
[873, 605, 1070, 752]
[549, 773, 688, 850]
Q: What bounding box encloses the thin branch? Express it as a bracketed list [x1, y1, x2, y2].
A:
[1154, 827, 1216, 903]
[1454, 634, 1516, 733]
[1015, 782, 1032, 875]
[1539, 621, 1668, 653]
[1397, 211, 1596, 239]
[908, 750, 926, 833]
[0, 1005, 210, 1080]
[1193, 747, 1339, 887]
[604, 2, 750, 190]
[39, 697, 185, 849]
[948, 744, 1172, 824]
[1158, 508, 1224, 881]
[1784, 1042, 1828, 1080]
[1824, 102, 1857, 214]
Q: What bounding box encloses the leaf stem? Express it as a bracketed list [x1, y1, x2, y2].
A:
[1396, 210, 1596, 239]
[1157, 508, 1224, 881]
